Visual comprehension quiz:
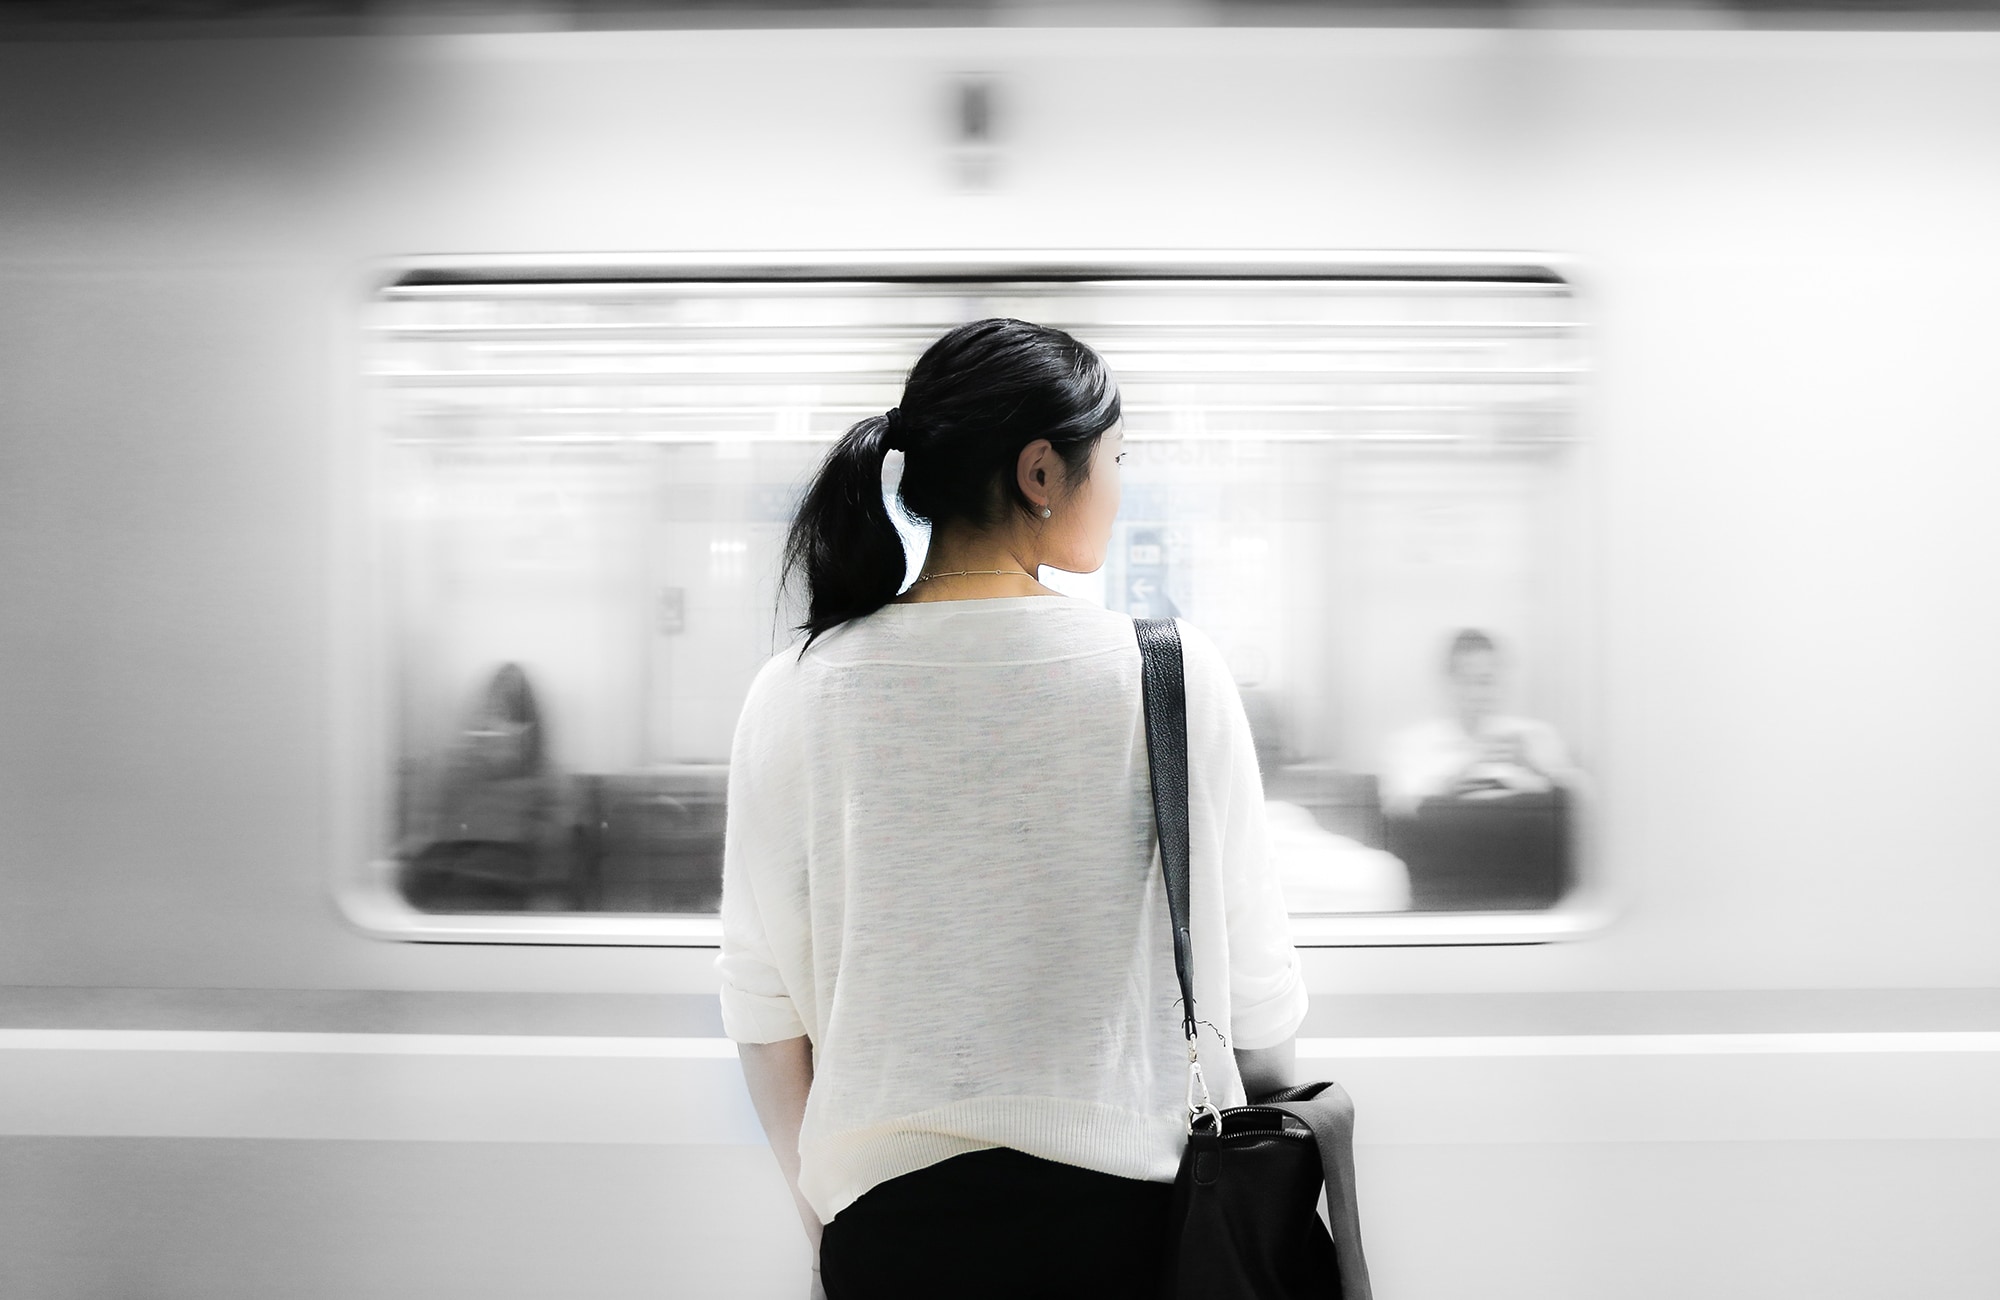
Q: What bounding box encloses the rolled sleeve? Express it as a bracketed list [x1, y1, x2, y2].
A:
[716, 950, 806, 1044]
[714, 659, 810, 1046]
[717, 832, 807, 1042]
[712, 840, 804, 1040]
[1222, 771, 1310, 1049]
[1184, 621, 1310, 1052]
[1228, 941, 1309, 1051]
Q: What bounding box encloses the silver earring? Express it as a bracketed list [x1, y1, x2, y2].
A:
[1041, 507, 1052, 519]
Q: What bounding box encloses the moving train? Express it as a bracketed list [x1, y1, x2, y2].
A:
[3, 8, 1996, 1299]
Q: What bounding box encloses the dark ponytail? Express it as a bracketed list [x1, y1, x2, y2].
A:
[781, 318, 1121, 649]
[780, 411, 907, 649]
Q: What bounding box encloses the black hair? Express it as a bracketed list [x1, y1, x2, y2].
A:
[476, 661, 545, 776]
[1445, 628, 1499, 675]
[780, 318, 1121, 648]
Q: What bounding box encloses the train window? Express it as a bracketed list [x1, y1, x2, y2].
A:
[344, 254, 1597, 945]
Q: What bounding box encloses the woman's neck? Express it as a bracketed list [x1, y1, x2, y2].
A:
[893, 525, 1059, 603]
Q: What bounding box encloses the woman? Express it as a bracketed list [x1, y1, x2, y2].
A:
[403, 662, 565, 911]
[717, 319, 1307, 1300]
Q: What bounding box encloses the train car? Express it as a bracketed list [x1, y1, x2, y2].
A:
[2, 6, 1997, 1298]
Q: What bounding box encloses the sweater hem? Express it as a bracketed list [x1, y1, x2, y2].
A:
[801, 1096, 1186, 1222]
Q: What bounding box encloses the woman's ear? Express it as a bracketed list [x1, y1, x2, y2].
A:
[1016, 438, 1056, 508]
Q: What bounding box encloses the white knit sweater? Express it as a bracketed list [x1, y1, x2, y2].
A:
[715, 596, 1308, 1222]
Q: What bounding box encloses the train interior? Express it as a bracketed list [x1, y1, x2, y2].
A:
[379, 270, 1591, 919]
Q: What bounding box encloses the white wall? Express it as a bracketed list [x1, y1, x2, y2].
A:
[0, 26, 1996, 995]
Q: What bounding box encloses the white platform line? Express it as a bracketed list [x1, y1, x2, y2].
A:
[1300, 1032, 2000, 1057]
[3, 1029, 1997, 1059]
[0, 1030, 741, 1058]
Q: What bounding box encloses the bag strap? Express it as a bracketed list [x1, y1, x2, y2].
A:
[1262, 1084, 1377, 1300]
[1133, 617, 1199, 1047]
[1135, 618, 1376, 1300]
[1135, 616, 1222, 1132]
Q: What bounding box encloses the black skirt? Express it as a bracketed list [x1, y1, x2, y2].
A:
[818, 1147, 1173, 1300]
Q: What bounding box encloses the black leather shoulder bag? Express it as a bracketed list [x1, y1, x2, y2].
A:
[1134, 616, 1374, 1300]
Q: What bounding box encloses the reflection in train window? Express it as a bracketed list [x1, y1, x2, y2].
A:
[371, 265, 1591, 918]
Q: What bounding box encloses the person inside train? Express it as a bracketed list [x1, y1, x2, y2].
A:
[1378, 627, 1582, 817]
[401, 661, 568, 911]
[716, 319, 1306, 1300]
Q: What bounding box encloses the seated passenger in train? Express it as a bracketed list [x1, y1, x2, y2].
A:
[1379, 628, 1581, 817]
[401, 662, 571, 911]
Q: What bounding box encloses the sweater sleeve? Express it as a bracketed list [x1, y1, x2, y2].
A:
[715, 656, 810, 1045]
[1180, 622, 1309, 1052]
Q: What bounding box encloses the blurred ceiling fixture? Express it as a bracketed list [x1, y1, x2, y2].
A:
[949, 72, 1001, 193]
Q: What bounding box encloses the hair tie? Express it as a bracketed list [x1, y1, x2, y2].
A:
[881, 407, 904, 452]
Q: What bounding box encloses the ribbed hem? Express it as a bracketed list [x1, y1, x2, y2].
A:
[801, 1097, 1186, 1222]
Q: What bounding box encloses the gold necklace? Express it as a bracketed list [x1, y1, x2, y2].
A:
[911, 569, 1036, 583]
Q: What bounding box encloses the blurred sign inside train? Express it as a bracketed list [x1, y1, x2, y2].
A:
[368, 256, 1594, 927]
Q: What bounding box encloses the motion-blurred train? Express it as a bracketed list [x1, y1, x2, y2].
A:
[3, 7, 1996, 1299]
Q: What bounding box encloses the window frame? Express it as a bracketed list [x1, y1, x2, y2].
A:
[331, 249, 1612, 948]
